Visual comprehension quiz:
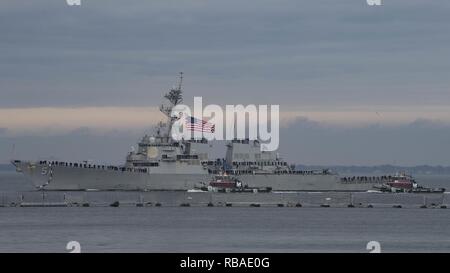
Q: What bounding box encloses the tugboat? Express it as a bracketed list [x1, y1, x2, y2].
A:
[210, 174, 241, 189]
[194, 174, 272, 193]
[374, 173, 445, 193]
[386, 173, 417, 192]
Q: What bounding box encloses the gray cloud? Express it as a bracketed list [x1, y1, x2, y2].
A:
[1, 1, 450, 166]
[278, 118, 450, 166]
[0, 0, 449, 107]
[0, 128, 140, 165]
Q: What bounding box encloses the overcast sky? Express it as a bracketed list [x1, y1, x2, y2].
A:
[1, 0, 450, 165]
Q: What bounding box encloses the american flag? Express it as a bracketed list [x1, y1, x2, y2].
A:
[185, 116, 215, 133]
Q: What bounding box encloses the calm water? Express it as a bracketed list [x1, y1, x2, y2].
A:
[1, 207, 450, 253]
[1, 171, 450, 252]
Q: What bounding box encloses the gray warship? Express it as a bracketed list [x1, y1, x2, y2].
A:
[11, 74, 423, 192]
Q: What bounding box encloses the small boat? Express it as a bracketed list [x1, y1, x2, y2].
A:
[194, 174, 272, 193]
[374, 172, 445, 193]
[385, 173, 417, 191]
[210, 174, 241, 189]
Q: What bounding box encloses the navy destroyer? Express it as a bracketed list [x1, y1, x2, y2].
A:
[11, 74, 439, 192]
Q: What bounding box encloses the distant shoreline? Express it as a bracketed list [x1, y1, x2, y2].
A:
[2, 163, 450, 175]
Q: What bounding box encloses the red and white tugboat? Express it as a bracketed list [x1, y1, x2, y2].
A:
[386, 173, 417, 191]
[193, 173, 272, 193]
[376, 173, 445, 193]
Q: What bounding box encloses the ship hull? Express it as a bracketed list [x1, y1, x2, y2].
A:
[13, 161, 208, 191]
[13, 161, 381, 192]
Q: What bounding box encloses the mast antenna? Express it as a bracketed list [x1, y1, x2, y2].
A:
[159, 72, 185, 138]
[163, 72, 184, 107]
[178, 72, 183, 91]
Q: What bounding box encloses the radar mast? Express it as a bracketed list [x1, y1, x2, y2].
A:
[159, 72, 184, 138]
